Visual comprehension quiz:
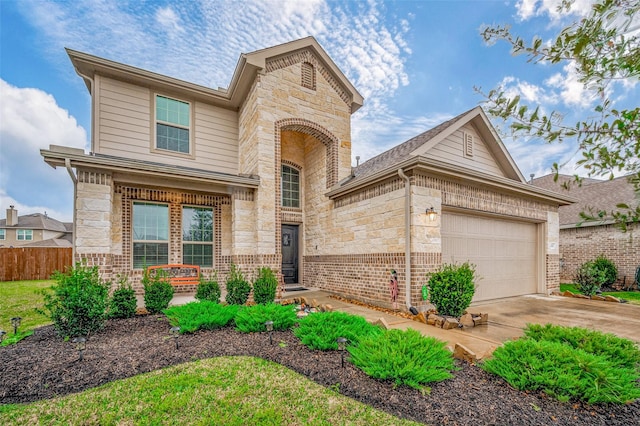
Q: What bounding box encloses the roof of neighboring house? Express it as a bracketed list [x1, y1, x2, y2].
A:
[531, 173, 639, 227]
[20, 238, 73, 248]
[0, 213, 68, 232]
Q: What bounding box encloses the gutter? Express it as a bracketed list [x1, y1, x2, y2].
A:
[397, 168, 413, 310]
[65, 158, 78, 262]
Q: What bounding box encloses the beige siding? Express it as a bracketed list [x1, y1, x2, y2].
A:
[442, 212, 538, 301]
[95, 76, 239, 174]
[425, 125, 506, 177]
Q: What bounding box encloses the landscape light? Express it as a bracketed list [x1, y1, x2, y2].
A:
[72, 336, 86, 361]
[10, 317, 21, 335]
[336, 337, 348, 368]
[170, 326, 181, 349]
[0, 330, 6, 344]
[265, 320, 274, 345]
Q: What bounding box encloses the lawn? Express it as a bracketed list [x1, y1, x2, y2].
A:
[559, 283, 640, 306]
[0, 280, 53, 342]
[0, 356, 419, 426]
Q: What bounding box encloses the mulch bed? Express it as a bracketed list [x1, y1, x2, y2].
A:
[1, 315, 639, 425]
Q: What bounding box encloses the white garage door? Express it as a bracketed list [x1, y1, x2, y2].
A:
[442, 212, 538, 302]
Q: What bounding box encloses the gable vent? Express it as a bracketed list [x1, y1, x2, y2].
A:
[301, 62, 316, 90]
[463, 132, 474, 158]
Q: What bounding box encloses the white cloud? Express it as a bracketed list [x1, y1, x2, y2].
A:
[155, 6, 185, 37]
[545, 63, 598, 108]
[0, 79, 87, 221]
[515, 0, 594, 22]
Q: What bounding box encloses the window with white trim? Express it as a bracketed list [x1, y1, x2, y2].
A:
[17, 229, 33, 241]
[155, 95, 191, 154]
[281, 165, 300, 208]
[182, 206, 213, 267]
[0, 229, 5, 240]
[132, 202, 169, 268]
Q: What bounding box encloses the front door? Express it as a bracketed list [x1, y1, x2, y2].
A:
[281, 224, 299, 284]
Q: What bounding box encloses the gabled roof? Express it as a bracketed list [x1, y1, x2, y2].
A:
[67, 36, 363, 113]
[0, 213, 68, 232]
[532, 173, 639, 227]
[21, 238, 73, 248]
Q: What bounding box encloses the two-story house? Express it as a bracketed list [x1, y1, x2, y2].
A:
[0, 206, 72, 248]
[42, 37, 573, 310]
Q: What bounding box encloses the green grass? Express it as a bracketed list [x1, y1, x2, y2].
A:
[0, 357, 421, 426]
[0, 280, 53, 344]
[560, 283, 640, 305]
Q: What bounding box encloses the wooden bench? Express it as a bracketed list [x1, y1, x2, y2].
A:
[146, 264, 200, 286]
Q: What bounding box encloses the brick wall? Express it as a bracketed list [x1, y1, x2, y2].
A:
[559, 223, 639, 284]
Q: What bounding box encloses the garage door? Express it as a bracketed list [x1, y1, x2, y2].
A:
[442, 212, 538, 301]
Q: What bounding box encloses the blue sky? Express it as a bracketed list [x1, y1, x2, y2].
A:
[1, 0, 636, 222]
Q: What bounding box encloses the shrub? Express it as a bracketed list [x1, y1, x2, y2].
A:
[426, 262, 476, 317]
[482, 338, 640, 404]
[40, 263, 110, 338]
[195, 272, 221, 303]
[591, 255, 618, 287]
[234, 303, 297, 333]
[348, 328, 455, 389]
[225, 264, 251, 305]
[143, 269, 174, 314]
[253, 267, 278, 305]
[574, 261, 605, 296]
[524, 324, 640, 370]
[294, 311, 382, 351]
[108, 275, 137, 319]
[164, 301, 239, 333]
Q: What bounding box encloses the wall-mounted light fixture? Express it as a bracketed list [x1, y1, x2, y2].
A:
[426, 207, 438, 222]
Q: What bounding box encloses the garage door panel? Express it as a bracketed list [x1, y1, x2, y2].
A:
[442, 212, 538, 302]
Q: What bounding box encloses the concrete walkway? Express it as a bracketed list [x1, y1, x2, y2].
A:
[148, 289, 640, 360]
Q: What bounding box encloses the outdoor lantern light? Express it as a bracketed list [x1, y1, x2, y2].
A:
[265, 320, 274, 345]
[0, 330, 6, 344]
[170, 326, 181, 349]
[10, 317, 22, 335]
[73, 336, 86, 361]
[426, 207, 437, 222]
[336, 337, 348, 368]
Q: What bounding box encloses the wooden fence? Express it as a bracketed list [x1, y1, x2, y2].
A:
[0, 247, 73, 281]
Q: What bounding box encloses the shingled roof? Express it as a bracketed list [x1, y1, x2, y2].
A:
[0, 213, 68, 232]
[531, 174, 639, 226]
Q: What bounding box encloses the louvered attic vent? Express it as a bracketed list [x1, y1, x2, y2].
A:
[301, 62, 316, 90]
[463, 132, 474, 158]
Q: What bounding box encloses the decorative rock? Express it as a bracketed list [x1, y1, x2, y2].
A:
[293, 297, 300, 304]
[317, 304, 326, 312]
[572, 293, 590, 299]
[443, 318, 459, 330]
[605, 295, 621, 303]
[453, 343, 477, 363]
[472, 313, 488, 325]
[373, 317, 390, 329]
[324, 304, 334, 312]
[590, 295, 606, 301]
[562, 290, 574, 297]
[550, 291, 562, 296]
[414, 312, 428, 324]
[434, 315, 445, 328]
[299, 296, 308, 305]
[427, 314, 437, 325]
[459, 313, 475, 327]
[281, 299, 294, 305]
[310, 298, 319, 308]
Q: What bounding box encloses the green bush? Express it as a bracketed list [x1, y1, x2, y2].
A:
[294, 311, 382, 351]
[164, 301, 239, 333]
[482, 338, 640, 404]
[426, 262, 476, 317]
[143, 269, 174, 314]
[40, 263, 110, 338]
[108, 275, 137, 319]
[225, 264, 251, 305]
[591, 255, 618, 287]
[524, 324, 640, 370]
[234, 303, 297, 333]
[253, 267, 278, 305]
[195, 272, 221, 303]
[348, 328, 455, 389]
[575, 261, 604, 296]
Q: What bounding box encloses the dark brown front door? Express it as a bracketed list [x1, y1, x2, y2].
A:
[281, 224, 299, 284]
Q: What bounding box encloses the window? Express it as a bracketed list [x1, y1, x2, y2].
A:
[17, 229, 33, 241]
[301, 62, 316, 90]
[156, 95, 190, 154]
[281, 165, 300, 208]
[0, 229, 5, 240]
[132, 202, 169, 268]
[182, 206, 213, 267]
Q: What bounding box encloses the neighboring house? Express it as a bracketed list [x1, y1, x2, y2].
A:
[532, 174, 639, 285]
[0, 206, 73, 248]
[41, 37, 573, 309]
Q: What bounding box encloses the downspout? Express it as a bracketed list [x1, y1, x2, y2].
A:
[397, 169, 413, 311]
[65, 158, 78, 262]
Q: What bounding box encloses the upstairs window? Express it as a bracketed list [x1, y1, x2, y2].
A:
[281, 165, 300, 208]
[182, 206, 213, 267]
[156, 95, 191, 154]
[0, 229, 5, 240]
[132, 202, 169, 268]
[301, 62, 316, 90]
[17, 229, 33, 241]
